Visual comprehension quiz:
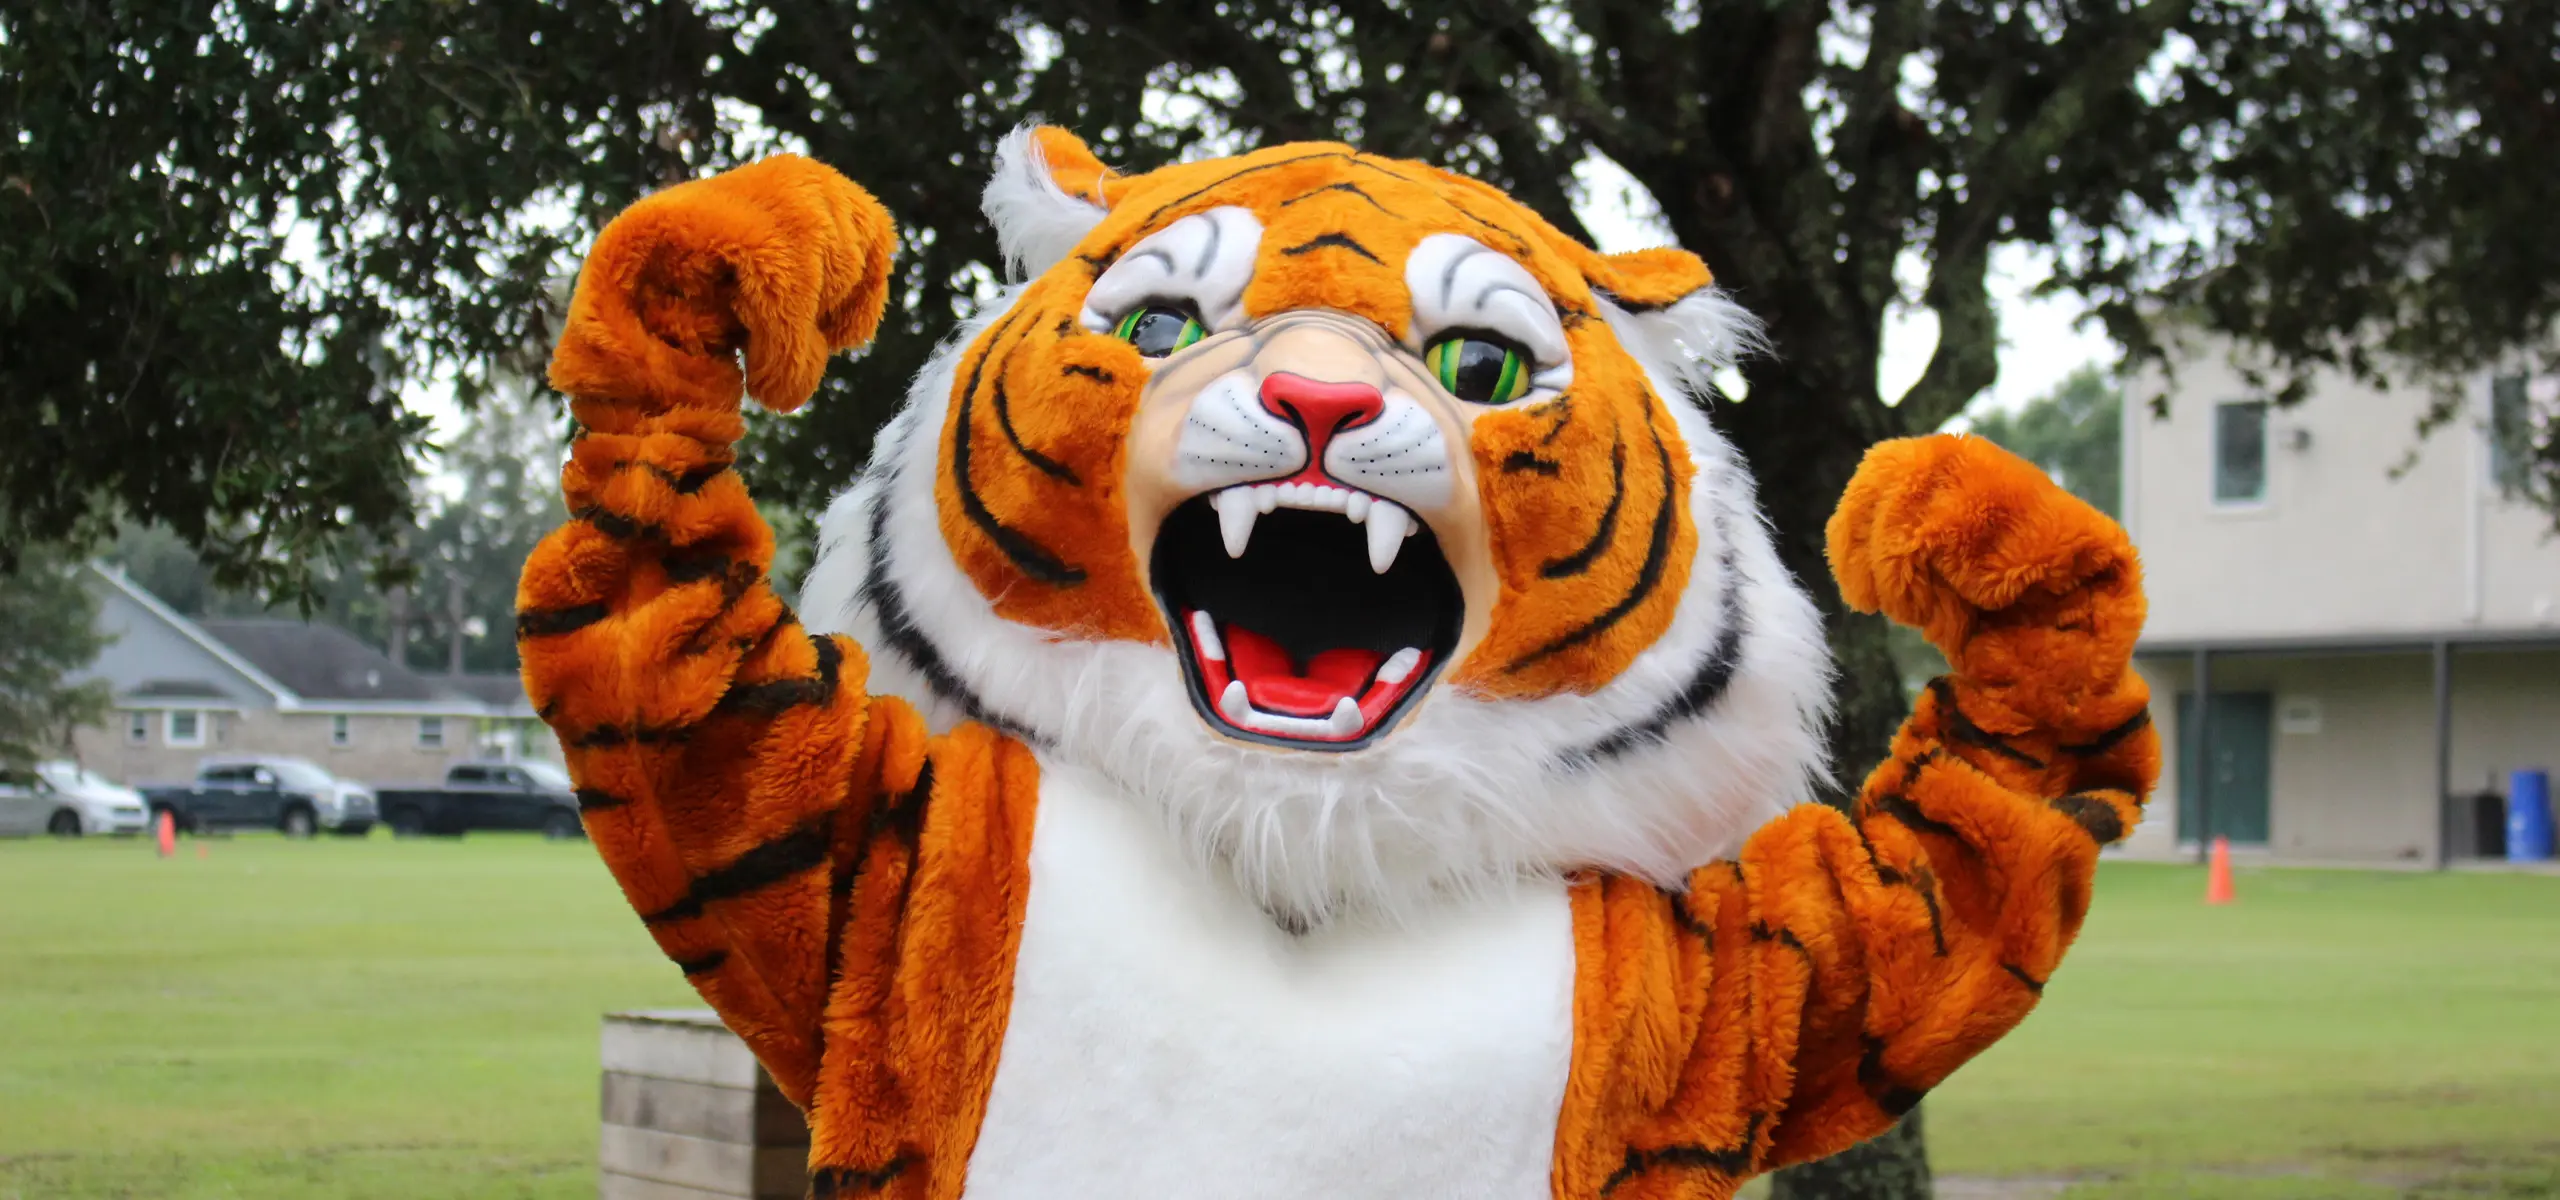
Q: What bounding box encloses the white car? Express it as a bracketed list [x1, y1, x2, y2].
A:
[35, 761, 153, 836]
[1, 762, 148, 836]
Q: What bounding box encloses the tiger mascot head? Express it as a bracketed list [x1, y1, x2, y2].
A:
[801, 127, 1832, 923]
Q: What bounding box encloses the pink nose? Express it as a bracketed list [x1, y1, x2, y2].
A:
[1259, 372, 1386, 465]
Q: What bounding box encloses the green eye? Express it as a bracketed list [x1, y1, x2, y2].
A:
[1112, 305, 1206, 357]
[1423, 335, 1531, 404]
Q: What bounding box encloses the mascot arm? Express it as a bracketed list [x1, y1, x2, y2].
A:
[516, 156, 914, 1108]
[1630, 434, 2160, 1182]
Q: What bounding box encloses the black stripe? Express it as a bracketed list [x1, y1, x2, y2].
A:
[2062, 709, 2152, 758]
[646, 815, 834, 924]
[713, 633, 844, 716]
[1928, 678, 2049, 770]
[1858, 1037, 1928, 1117]
[1660, 884, 1715, 946]
[1556, 538, 1746, 768]
[950, 311, 1085, 585]
[1061, 363, 1115, 384]
[646, 462, 729, 494]
[1592, 284, 1709, 316]
[871, 758, 933, 848]
[1875, 791, 1961, 841]
[991, 338, 1082, 484]
[515, 603, 607, 639]
[1751, 921, 1812, 959]
[663, 552, 731, 584]
[1540, 394, 1574, 444]
[1279, 180, 1402, 216]
[1280, 232, 1383, 264]
[1121, 152, 1427, 246]
[1912, 863, 1948, 955]
[2050, 791, 2128, 844]
[809, 1157, 908, 1197]
[576, 505, 658, 542]
[1539, 435, 1626, 578]
[2003, 962, 2048, 994]
[858, 487, 1043, 745]
[1501, 451, 1561, 476]
[1599, 1114, 1762, 1194]
[570, 722, 690, 749]
[1442, 198, 1539, 259]
[1505, 427, 1683, 672]
[573, 788, 627, 812]
[674, 949, 728, 977]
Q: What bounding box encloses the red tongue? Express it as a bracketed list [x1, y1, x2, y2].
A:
[1222, 624, 1383, 716]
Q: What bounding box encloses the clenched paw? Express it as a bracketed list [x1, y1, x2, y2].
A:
[552, 154, 897, 415]
[1826, 433, 2143, 694]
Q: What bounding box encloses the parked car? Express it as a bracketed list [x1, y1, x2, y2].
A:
[31, 761, 151, 836]
[378, 761, 585, 839]
[0, 766, 66, 836]
[141, 756, 378, 838]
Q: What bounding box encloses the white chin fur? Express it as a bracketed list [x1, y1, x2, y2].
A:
[800, 289, 1834, 927]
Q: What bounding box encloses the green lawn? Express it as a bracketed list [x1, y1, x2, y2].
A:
[2, 837, 2555, 1199]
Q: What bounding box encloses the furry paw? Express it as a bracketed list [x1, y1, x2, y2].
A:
[552, 154, 896, 414]
[1826, 433, 2143, 696]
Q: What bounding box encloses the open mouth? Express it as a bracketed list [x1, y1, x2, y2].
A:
[1152, 482, 1464, 750]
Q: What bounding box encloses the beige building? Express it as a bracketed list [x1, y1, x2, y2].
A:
[2118, 345, 2560, 863]
[71, 566, 554, 789]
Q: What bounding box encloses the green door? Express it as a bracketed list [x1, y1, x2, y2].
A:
[2175, 691, 2273, 845]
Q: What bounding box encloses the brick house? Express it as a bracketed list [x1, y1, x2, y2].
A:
[71, 564, 554, 789]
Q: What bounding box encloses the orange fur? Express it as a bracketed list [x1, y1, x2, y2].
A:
[936, 133, 1706, 698]
[1549, 434, 2157, 1196]
[525, 142, 2157, 1199]
[524, 157, 1033, 1197]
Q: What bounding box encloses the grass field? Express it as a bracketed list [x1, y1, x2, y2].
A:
[2, 835, 2556, 1199]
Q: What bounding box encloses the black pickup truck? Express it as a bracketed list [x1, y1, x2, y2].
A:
[376, 761, 585, 839]
[141, 756, 378, 837]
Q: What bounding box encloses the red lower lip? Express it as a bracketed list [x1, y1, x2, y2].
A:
[1186, 609, 1431, 744]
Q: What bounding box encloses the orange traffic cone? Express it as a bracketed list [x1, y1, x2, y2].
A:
[2204, 835, 2236, 905]
[155, 810, 176, 859]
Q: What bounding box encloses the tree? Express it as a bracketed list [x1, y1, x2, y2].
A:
[403, 393, 570, 675]
[0, 547, 111, 768]
[1968, 365, 2124, 519]
[14, 1, 2560, 1192]
[101, 395, 564, 677]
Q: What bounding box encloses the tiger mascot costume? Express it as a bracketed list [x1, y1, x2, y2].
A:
[519, 127, 2157, 1200]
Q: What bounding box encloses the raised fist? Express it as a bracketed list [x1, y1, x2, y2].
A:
[549, 154, 896, 416]
[1826, 433, 2145, 711]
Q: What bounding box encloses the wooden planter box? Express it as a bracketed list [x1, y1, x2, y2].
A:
[599, 1009, 810, 1199]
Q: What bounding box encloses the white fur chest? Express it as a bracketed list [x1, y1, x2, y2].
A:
[962, 764, 1577, 1199]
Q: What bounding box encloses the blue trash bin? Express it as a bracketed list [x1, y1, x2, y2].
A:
[2510, 769, 2554, 862]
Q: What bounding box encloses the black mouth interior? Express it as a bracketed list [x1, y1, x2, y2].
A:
[1152, 497, 1464, 749]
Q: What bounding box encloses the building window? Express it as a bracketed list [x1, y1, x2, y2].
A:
[2489, 374, 2539, 495]
[165, 710, 205, 748]
[417, 717, 445, 749]
[2213, 400, 2269, 505]
[127, 711, 150, 744]
[331, 714, 351, 747]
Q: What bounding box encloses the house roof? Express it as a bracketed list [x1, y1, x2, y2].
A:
[441, 671, 532, 714]
[195, 618, 452, 703]
[124, 679, 237, 701]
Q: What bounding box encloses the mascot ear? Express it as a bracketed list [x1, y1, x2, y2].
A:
[1581, 245, 1766, 400]
[983, 125, 1121, 281]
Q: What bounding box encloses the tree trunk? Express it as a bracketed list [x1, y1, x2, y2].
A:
[1708, 362, 1934, 1199]
[1772, 1109, 1935, 1200]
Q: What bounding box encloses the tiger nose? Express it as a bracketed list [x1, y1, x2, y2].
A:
[1259, 372, 1386, 463]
